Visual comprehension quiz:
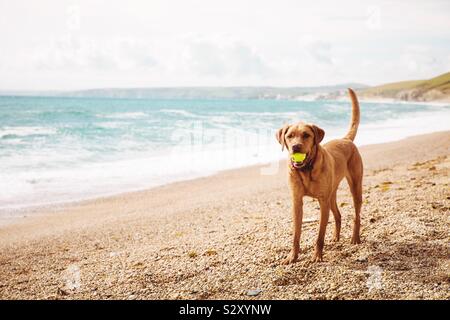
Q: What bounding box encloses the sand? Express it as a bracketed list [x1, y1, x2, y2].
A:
[0, 131, 449, 300]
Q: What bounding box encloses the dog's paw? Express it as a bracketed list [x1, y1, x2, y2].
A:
[281, 254, 298, 265]
[350, 237, 361, 244]
[332, 235, 340, 242]
[311, 251, 323, 263]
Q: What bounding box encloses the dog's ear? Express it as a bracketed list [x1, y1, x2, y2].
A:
[310, 125, 325, 145]
[275, 125, 290, 151]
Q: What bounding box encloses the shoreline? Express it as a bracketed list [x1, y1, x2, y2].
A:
[354, 97, 450, 106]
[2, 126, 450, 219]
[0, 131, 449, 299]
[321, 96, 450, 106]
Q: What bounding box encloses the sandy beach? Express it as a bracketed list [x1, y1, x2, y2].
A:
[0, 131, 449, 300]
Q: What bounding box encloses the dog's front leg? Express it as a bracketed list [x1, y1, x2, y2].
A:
[312, 198, 330, 262]
[282, 196, 303, 265]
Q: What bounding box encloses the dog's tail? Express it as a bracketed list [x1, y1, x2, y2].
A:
[343, 88, 360, 141]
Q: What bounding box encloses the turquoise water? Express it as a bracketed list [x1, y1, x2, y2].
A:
[1, 95, 449, 209]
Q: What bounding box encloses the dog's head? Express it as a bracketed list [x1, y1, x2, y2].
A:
[276, 122, 325, 167]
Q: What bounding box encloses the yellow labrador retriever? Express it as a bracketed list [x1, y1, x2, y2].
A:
[276, 88, 363, 264]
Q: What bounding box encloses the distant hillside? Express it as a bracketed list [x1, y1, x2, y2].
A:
[358, 72, 450, 102]
[0, 84, 369, 100]
[59, 83, 368, 100]
[7, 74, 450, 102]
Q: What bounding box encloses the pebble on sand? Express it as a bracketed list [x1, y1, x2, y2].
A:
[246, 289, 262, 296]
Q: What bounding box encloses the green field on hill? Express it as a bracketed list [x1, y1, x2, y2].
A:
[360, 72, 450, 101]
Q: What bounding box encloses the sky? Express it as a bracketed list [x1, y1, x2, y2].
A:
[0, 0, 449, 90]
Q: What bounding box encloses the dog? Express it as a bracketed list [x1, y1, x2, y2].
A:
[276, 88, 363, 264]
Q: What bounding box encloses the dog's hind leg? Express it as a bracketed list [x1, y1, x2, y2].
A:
[330, 191, 341, 242]
[346, 153, 363, 245]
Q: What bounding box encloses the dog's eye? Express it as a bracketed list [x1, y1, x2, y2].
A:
[287, 134, 293, 139]
[303, 133, 310, 139]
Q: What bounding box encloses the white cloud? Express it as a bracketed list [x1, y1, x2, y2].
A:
[0, 0, 449, 90]
[400, 46, 449, 78]
[180, 35, 272, 79]
[300, 36, 334, 66]
[181, 37, 227, 76]
[22, 36, 157, 72]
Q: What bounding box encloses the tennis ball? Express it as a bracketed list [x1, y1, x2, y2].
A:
[291, 153, 306, 162]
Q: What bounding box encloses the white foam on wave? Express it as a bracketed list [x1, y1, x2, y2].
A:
[159, 109, 312, 120]
[323, 103, 349, 114]
[96, 112, 147, 119]
[0, 126, 56, 139]
[0, 135, 282, 210]
[355, 98, 450, 107]
[95, 121, 124, 129]
[355, 108, 450, 146]
[317, 108, 450, 148]
[226, 110, 311, 118]
[1, 138, 24, 145]
[159, 109, 198, 117]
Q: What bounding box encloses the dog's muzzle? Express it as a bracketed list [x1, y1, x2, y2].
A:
[291, 154, 308, 169]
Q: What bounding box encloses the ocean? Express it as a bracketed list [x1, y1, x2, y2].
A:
[1, 95, 449, 210]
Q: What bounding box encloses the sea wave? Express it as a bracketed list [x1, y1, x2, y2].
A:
[224, 111, 310, 117]
[159, 109, 198, 117]
[94, 122, 124, 129]
[96, 112, 147, 119]
[0, 126, 56, 139]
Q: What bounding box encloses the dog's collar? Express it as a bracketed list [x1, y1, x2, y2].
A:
[291, 159, 314, 172]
